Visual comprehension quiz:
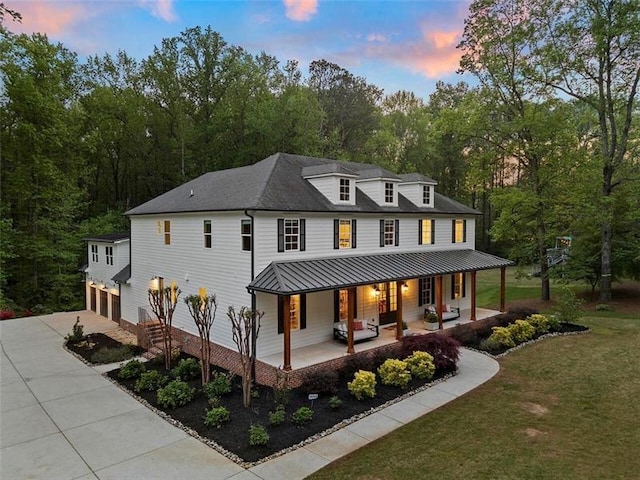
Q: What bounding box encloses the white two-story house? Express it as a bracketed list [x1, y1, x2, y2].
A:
[91, 153, 511, 384]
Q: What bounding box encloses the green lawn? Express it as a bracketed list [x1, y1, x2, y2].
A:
[476, 266, 543, 309]
[308, 316, 640, 479]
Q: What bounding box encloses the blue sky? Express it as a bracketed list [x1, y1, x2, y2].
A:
[10, 0, 474, 98]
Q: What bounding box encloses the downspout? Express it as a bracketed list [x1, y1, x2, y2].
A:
[245, 210, 257, 384]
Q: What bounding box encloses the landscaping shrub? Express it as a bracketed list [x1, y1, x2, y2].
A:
[291, 406, 314, 425]
[203, 371, 234, 398]
[404, 351, 435, 380]
[487, 326, 515, 349]
[507, 319, 536, 343]
[171, 358, 201, 380]
[135, 370, 169, 392]
[328, 395, 343, 409]
[65, 318, 84, 344]
[479, 336, 502, 352]
[526, 314, 550, 334]
[302, 369, 339, 395]
[0, 310, 16, 320]
[546, 314, 561, 331]
[401, 334, 461, 372]
[341, 354, 375, 380]
[269, 404, 286, 426]
[497, 307, 539, 326]
[90, 345, 136, 364]
[347, 370, 376, 400]
[157, 379, 195, 409]
[203, 406, 230, 428]
[555, 286, 583, 323]
[596, 303, 612, 312]
[118, 359, 146, 380]
[378, 358, 412, 389]
[272, 367, 291, 406]
[248, 424, 270, 446]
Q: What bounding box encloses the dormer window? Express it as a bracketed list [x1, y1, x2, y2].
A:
[423, 185, 431, 205]
[340, 178, 351, 201]
[384, 182, 394, 203]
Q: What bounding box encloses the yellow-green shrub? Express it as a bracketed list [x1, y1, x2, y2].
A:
[488, 326, 515, 348]
[526, 314, 550, 334]
[508, 319, 536, 343]
[404, 351, 435, 380]
[347, 370, 376, 400]
[378, 358, 412, 388]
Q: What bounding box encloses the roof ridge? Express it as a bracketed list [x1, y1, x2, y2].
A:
[253, 153, 283, 209]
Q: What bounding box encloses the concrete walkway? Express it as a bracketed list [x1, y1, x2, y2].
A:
[1, 311, 499, 480]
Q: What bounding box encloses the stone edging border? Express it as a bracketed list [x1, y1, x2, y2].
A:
[102, 367, 457, 469]
[466, 327, 591, 359]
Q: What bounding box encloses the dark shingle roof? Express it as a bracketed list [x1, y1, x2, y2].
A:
[112, 265, 131, 284]
[125, 153, 478, 216]
[248, 249, 512, 295]
[398, 173, 437, 184]
[84, 232, 130, 243]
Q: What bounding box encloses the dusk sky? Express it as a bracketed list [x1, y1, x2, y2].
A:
[9, 0, 475, 98]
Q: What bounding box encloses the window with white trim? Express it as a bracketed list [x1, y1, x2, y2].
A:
[423, 185, 431, 205]
[241, 219, 251, 251]
[290, 294, 300, 330]
[452, 273, 466, 299]
[453, 219, 466, 243]
[163, 220, 171, 245]
[284, 219, 299, 251]
[105, 246, 113, 265]
[384, 182, 394, 203]
[420, 219, 435, 245]
[91, 245, 98, 262]
[339, 178, 351, 201]
[418, 277, 435, 306]
[203, 220, 212, 248]
[384, 219, 395, 246]
[334, 219, 357, 249]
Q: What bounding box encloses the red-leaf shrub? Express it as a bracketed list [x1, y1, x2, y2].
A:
[401, 334, 461, 372]
[0, 310, 15, 320]
[21, 309, 34, 317]
[302, 369, 340, 395]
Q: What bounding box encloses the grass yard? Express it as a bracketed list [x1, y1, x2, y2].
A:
[308, 315, 640, 479]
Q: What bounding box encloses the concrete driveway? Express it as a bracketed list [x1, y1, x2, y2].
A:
[1, 310, 499, 479]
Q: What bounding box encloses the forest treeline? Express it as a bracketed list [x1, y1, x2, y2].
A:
[1, 1, 638, 314]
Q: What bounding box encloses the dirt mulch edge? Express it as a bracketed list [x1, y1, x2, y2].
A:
[101, 368, 458, 468]
[466, 327, 591, 360]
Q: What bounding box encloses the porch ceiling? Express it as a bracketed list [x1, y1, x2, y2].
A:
[248, 249, 512, 295]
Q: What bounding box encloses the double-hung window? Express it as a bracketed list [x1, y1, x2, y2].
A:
[339, 178, 351, 201]
[423, 185, 431, 205]
[380, 219, 399, 247]
[452, 273, 466, 299]
[334, 219, 357, 249]
[384, 182, 394, 203]
[278, 294, 307, 333]
[419, 219, 435, 245]
[241, 219, 251, 251]
[105, 246, 113, 265]
[159, 220, 171, 245]
[203, 220, 212, 249]
[418, 277, 435, 306]
[91, 245, 98, 262]
[452, 219, 466, 243]
[277, 218, 306, 252]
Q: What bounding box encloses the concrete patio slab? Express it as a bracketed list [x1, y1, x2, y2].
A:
[64, 408, 188, 471]
[0, 403, 59, 448]
[95, 437, 245, 480]
[0, 433, 92, 480]
[22, 366, 112, 403]
[0, 375, 38, 412]
[42, 385, 144, 431]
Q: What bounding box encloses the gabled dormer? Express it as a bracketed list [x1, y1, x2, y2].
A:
[398, 173, 438, 208]
[354, 167, 401, 207]
[302, 163, 358, 206]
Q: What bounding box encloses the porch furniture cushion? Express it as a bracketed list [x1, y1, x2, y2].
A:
[425, 305, 460, 322]
[334, 321, 379, 343]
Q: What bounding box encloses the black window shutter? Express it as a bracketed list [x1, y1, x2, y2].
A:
[452, 219, 456, 243]
[333, 219, 339, 249]
[394, 219, 400, 246]
[353, 288, 358, 317]
[431, 220, 435, 244]
[451, 275, 456, 300]
[301, 294, 307, 329]
[463, 219, 467, 243]
[333, 290, 340, 322]
[351, 219, 357, 248]
[379, 220, 385, 247]
[418, 277, 424, 306]
[277, 219, 284, 252]
[462, 273, 466, 297]
[299, 219, 306, 251]
[277, 296, 284, 334]
[418, 219, 423, 245]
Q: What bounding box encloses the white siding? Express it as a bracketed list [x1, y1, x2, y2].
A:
[305, 176, 336, 203]
[398, 183, 434, 208]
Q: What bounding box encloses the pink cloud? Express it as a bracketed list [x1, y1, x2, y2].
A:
[283, 0, 318, 22]
[10, 1, 87, 36]
[138, 0, 177, 22]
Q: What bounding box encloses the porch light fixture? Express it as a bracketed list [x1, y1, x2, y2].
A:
[373, 285, 380, 296]
[401, 281, 409, 292]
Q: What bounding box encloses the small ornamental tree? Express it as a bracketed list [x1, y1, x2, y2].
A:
[148, 278, 181, 370]
[227, 306, 264, 408]
[184, 291, 217, 385]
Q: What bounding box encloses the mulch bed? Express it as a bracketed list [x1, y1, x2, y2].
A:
[66, 333, 145, 364]
[107, 355, 455, 464]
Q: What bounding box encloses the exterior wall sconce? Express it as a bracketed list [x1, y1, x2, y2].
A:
[401, 281, 409, 292]
[373, 285, 380, 296]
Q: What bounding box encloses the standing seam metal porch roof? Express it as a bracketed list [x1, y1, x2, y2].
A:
[248, 249, 513, 295]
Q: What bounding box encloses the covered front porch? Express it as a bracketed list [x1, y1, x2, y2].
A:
[258, 307, 499, 370]
[249, 249, 512, 372]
